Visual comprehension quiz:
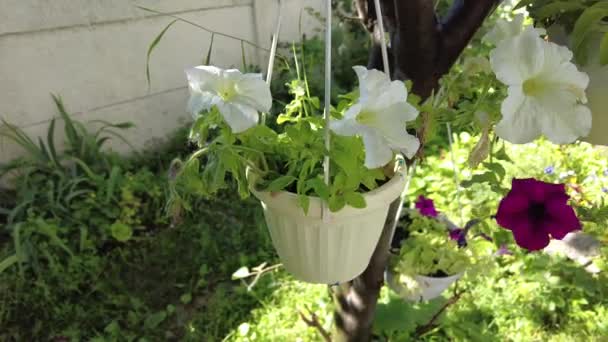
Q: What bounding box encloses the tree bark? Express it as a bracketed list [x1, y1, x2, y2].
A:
[332, 1, 500, 340]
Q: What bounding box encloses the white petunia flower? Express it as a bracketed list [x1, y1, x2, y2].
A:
[490, 27, 591, 144]
[186, 66, 272, 133]
[330, 66, 420, 169]
[483, 14, 546, 45]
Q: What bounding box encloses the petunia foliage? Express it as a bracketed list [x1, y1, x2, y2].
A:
[173, 63, 419, 214]
[390, 210, 494, 283]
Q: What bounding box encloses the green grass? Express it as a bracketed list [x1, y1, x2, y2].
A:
[0, 187, 277, 340]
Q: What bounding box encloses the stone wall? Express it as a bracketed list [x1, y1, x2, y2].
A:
[0, 0, 322, 162]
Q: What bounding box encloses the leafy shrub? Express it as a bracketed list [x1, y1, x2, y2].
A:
[0, 97, 173, 339]
[391, 213, 485, 277]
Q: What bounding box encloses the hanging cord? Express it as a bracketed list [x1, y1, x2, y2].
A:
[373, 0, 390, 75]
[446, 123, 465, 226]
[261, 0, 284, 125]
[403, 160, 418, 199]
[371, 0, 410, 247]
[322, 0, 332, 221]
[266, 0, 283, 85]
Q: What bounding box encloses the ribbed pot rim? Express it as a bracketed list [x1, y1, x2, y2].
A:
[247, 167, 406, 219]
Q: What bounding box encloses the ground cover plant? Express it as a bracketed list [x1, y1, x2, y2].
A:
[0, 100, 275, 340]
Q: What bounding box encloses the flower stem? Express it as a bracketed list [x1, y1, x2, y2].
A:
[188, 147, 210, 162]
[188, 145, 267, 176]
[231, 145, 270, 172]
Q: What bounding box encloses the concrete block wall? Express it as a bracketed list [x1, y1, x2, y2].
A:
[0, 0, 323, 163]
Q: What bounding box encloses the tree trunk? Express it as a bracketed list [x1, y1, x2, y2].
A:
[331, 1, 500, 340]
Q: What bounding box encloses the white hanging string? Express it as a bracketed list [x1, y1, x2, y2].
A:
[373, 0, 390, 75]
[321, 1, 390, 221]
[266, 0, 283, 85]
[403, 160, 418, 196]
[261, 0, 283, 126]
[371, 0, 413, 247]
[322, 0, 332, 221]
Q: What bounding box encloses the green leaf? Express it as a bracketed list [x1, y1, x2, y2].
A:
[332, 147, 358, 178]
[110, 222, 133, 242]
[0, 254, 18, 274]
[53, 94, 81, 150]
[493, 145, 512, 162]
[13, 224, 24, 278]
[373, 299, 411, 334]
[144, 311, 166, 330]
[180, 293, 192, 304]
[333, 172, 347, 190]
[190, 116, 209, 141]
[298, 194, 310, 214]
[166, 304, 176, 315]
[35, 220, 74, 256]
[105, 166, 121, 203]
[181, 158, 206, 195]
[571, 3, 608, 64]
[461, 172, 498, 188]
[483, 162, 506, 181]
[46, 118, 60, 167]
[345, 192, 366, 209]
[514, 0, 534, 10]
[306, 178, 330, 199]
[600, 32, 608, 66]
[265, 175, 297, 192]
[201, 157, 227, 194]
[536, 2, 585, 20]
[0, 120, 45, 162]
[146, 19, 178, 88]
[328, 194, 346, 212]
[104, 320, 121, 335]
[232, 266, 250, 279]
[277, 114, 297, 124]
[205, 33, 215, 65]
[37, 137, 51, 162]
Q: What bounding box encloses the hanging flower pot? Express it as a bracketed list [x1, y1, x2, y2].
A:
[248, 167, 406, 284]
[385, 268, 463, 302]
[178, 18, 419, 285]
[385, 204, 492, 301]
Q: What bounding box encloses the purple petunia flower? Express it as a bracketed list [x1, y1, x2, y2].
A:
[415, 195, 439, 218]
[448, 228, 467, 248]
[544, 166, 554, 175]
[496, 178, 581, 251]
[602, 187, 608, 194]
[449, 228, 463, 241]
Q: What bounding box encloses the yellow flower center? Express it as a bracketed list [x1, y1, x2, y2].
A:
[356, 110, 375, 125]
[218, 83, 237, 101]
[522, 78, 544, 97]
